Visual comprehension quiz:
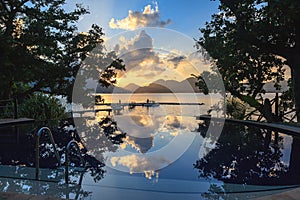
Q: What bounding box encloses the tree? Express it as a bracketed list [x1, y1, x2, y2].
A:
[196, 0, 300, 122]
[0, 0, 124, 103]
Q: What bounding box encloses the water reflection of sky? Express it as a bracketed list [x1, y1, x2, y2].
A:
[94, 93, 296, 184]
[1, 105, 299, 199]
[104, 103, 200, 180]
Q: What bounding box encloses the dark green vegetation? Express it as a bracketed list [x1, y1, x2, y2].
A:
[18, 93, 67, 120]
[0, 0, 124, 118]
[196, 0, 300, 122]
[196, 122, 300, 187]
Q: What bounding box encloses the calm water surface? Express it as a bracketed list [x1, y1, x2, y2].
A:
[1, 93, 300, 199]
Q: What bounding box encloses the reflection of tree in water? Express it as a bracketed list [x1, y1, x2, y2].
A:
[0, 176, 93, 199]
[0, 117, 126, 180]
[0, 116, 126, 198]
[195, 123, 290, 186]
[71, 116, 126, 182]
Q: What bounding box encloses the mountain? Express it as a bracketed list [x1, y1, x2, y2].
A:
[97, 77, 201, 93]
[185, 77, 201, 92]
[123, 83, 140, 92]
[96, 85, 130, 93]
[134, 83, 172, 93]
[152, 78, 200, 93]
[125, 77, 200, 93]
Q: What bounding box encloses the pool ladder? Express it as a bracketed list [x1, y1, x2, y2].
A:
[35, 127, 86, 184]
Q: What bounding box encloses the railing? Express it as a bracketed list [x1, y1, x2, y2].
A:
[65, 140, 86, 184]
[0, 98, 18, 119]
[36, 127, 86, 184]
[35, 127, 61, 180]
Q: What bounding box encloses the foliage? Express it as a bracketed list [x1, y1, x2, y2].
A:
[192, 70, 224, 94]
[0, 0, 125, 104]
[197, 0, 300, 121]
[18, 93, 66, 120]
[226, 95, 248, 120]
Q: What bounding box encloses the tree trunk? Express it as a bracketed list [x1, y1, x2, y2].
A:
[291, 65, 300, 122]
[290, 19, 300, 122]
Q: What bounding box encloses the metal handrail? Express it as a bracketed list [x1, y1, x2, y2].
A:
[65, 140, 86, 184]
[35, 127, 61, 180]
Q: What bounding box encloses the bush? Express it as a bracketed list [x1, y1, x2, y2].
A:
[226, 96, 248, 120]
[18, 93, 67, 121]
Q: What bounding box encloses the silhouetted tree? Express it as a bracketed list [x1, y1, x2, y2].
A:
[0, 0, 124, 103]
[197, 0, 300, 121]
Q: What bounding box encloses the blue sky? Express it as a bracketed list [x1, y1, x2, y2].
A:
[67, 0, 220, 39]
[66, 0, 221, 87]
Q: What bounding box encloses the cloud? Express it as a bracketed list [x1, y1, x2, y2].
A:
[110, 154, 170, 179]
[111, 31, 209, 85]
[167, 55, 187, 67]
[109, 3, 171, 30]
[125, 136, 154, 153]
[116, 30, 166, 78]
[114, 114, 160, 138]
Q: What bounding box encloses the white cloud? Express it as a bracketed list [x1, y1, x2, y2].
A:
[109, 4, 171, 30]
[109, 30, 210, 86]
[110, 154, 170, 178]
[116, 30, 165, 77]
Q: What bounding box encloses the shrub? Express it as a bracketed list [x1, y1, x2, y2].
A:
[18, 93, 67, 121]
[226, 96, 248, 120]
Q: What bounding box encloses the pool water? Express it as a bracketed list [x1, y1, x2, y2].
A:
[0, 104, 300, 199]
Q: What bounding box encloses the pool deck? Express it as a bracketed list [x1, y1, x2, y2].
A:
[0, 192, 63, 200]
[197, 115, 300, 135]
[254, 187, 300, 200]
[1, 186, 300, 200]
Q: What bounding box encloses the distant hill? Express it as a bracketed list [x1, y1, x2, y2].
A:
[124, 77, 201, 93]
[152, 77, 200, 93]
[134, 83, 172, 93]
[109, 78, 289, 94]
[123, 83, 140, 92]
[96, 85, 130, 93]
[97, 77, 201, 93]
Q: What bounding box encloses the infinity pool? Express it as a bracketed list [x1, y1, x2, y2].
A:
[0, 105, 300, 199]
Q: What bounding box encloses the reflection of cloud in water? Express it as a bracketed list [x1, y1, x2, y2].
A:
[130, 115, 154, 127]
[160, 116, 196, 132]
[110, 154, 170, 179]
[115, 115, 160, 138]
[125, 135, 153, 153]
[115, 115, 197, 153]
[164, 116, 183, 129]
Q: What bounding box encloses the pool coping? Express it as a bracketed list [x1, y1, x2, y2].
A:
[0, 191, 63, 200]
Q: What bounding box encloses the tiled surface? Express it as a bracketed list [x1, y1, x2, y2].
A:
[254, 187, 300, 200]
[0, 192, 62, 200]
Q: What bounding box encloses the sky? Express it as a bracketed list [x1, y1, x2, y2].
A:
[66, 0, 221, 87]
